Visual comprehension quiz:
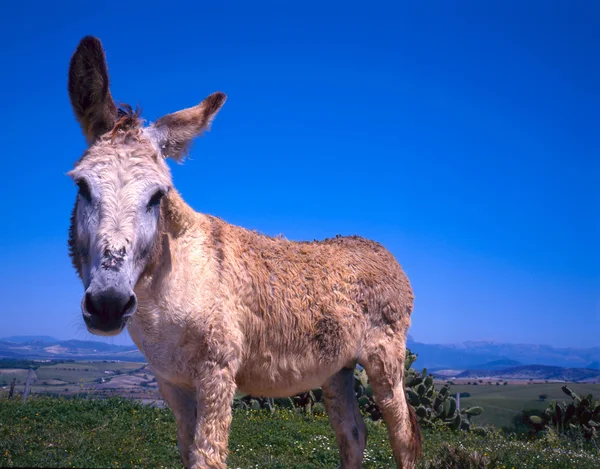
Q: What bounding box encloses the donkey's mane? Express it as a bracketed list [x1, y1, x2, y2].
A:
[109, 104, 143, 142]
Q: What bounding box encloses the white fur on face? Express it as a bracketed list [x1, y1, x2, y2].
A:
[69, 140, 172, 290]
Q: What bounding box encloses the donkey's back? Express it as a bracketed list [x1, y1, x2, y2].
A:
[227, 221, 414, 328]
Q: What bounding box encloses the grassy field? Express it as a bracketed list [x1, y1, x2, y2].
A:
[0, 397, 598, 468]
[445, 383, 600, 429]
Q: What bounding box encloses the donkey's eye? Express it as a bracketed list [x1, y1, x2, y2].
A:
[77, 180, 92, 203]
[147, 190, 165, 210]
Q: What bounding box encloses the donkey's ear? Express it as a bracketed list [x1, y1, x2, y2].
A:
[68, 36, 118, 144]
[146, 92, 226, 161]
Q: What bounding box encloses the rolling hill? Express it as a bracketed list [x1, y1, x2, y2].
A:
[0, 337, 144, 362]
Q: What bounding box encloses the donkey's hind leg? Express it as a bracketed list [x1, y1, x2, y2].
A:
[361, 339, 421, 469]
[322, 366, 367, 469]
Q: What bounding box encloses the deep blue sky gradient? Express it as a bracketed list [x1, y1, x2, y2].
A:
[1, 1, 598, 347]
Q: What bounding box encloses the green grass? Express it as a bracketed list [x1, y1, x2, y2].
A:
[0, 397, 598, 468]
[447, 383, 600, 428]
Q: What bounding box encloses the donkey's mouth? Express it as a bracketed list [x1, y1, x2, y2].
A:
[86, 322, 128, 337]
[82, 311, 132, 337]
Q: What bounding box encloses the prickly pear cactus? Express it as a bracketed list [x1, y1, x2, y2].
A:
[403, 350, 484, 432]
[538, 386, 600, 440]
[354, 368, 381, 421]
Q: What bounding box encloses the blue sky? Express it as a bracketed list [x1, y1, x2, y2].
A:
[0, 1, 598, 347]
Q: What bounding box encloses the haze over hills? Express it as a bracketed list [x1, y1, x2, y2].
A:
[2, 336, 60, 343]
[0, 336, 144, 362]
[406, 336, 600, 370]
[2, 336, 599, 375]
[469, 359, 523, 370]
[454, 365, 600, 383]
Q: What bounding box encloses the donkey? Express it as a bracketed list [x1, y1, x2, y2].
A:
[67, 36, 421, 469]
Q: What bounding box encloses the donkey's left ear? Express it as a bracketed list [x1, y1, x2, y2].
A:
[68, 36, 118, 145]
[146, 92, 226, 161]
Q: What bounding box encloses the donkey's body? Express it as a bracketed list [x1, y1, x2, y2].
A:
[67, 36, 420, 468]
[129, 201, 413, 397]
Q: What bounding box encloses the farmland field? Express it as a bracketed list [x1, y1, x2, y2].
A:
[445, 382, 600, 428]
[39, 362, 144, 372]
[0, 360, 159, 401]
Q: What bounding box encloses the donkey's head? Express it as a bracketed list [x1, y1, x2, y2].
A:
[67, 36, 225, 336]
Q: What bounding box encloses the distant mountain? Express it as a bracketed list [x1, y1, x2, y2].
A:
[407, 337, 600, 370]
[0, 337, 144, 362]
[587, 361, 600, 370]
[470, 359, 522, 370]
[456, 365, 600, 383]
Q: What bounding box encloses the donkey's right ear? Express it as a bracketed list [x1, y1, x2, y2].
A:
[68, 36, 118, 145]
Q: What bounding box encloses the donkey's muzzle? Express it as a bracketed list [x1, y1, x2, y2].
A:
[81, 287, 138, 335]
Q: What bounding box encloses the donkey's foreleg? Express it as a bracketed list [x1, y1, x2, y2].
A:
[156, 377, 196, 469]
[323, 367, 367, 469]
[190, 363, 237, 469]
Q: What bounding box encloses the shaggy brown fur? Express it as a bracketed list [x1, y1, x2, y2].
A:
[67, 36, 421, 469]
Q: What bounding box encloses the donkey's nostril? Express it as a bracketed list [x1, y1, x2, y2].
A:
[84, 289, 136, 320]
[122, 295, 137, 317]
[83, 288, 136, 335]
[85, 292, 100, 317]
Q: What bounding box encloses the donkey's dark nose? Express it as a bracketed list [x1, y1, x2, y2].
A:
[82, 287, 137, 334]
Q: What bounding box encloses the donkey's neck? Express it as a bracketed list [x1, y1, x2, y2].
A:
[131, 188, 222, 349]
[163, 189, 201, 237]
[136, 189, 210, 296]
